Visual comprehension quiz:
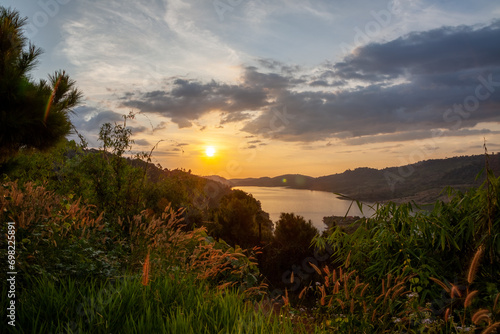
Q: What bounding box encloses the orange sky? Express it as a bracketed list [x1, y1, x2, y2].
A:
[7, 0, 500, 178]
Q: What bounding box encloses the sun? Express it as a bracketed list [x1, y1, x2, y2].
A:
[205, 146, 216, 157]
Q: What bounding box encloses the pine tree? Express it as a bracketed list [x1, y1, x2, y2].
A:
[0, 7, 82, 162]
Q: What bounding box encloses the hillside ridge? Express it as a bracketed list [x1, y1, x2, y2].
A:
[226, 154, 500, 203]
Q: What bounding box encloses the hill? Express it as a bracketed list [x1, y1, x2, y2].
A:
[230, 154, 500, 203]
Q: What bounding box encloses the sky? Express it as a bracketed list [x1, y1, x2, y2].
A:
[4, 0, 500, 178]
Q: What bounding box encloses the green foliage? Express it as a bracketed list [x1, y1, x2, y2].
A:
[0, 274, 301, 334]
[0, 7, 82, 162]
[0, 175, 268, 297]
[106, 203, 267, 297]
[259, 213, 320, 290]
[0, 181, 123, 282]
[307, 166, 500, 332]
[275, 213, 318, 249]
[305, 265, 421, 333]
[316, 170, 499, 293]
[210, 189, 273, 248]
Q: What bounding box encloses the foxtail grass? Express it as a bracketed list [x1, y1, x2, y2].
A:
[1, 274, 302, 334]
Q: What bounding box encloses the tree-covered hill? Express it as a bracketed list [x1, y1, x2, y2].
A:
[230, 153, 500, 203]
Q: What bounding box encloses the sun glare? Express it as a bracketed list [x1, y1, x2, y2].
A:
[205, 146, 216, 157]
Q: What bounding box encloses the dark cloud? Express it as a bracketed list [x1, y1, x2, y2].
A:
[153, 121, 168, 131]
[256, 58, 302, 75]
[242, 21, 500, 142]
[309, 80, 330, 87]
[344, 129, 495, 146]
[308, 79, 345, 87]
[333, 21, 500, 81]
[220, 112, 252, 124]
[119, 21, 500, 144]
[121, 67, 274, 128]
[72, 106, 123, 132]
[134, 139, 151, 146]
[129, 126, 148, 133]
[257, 58, 283, 70]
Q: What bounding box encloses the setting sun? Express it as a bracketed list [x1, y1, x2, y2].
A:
[205, 146, 216, 157]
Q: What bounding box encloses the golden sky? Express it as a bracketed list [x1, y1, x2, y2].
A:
[7, 0, 500, 177]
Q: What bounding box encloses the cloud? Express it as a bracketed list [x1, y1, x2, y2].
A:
[72, 106, 123, 132]
[134, 139, 151, 146]
[117, 21, 500, 144]
[333, 21, 500, 81]
[120, 66, 286, 127]
[343, 128, 497, 146]
[242, 21, 500, 142]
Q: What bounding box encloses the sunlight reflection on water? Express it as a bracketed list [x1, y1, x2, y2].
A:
[233, 186, 376, 231]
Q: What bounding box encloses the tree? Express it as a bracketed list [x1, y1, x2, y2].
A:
[259, 213, 319, 287]
[0, 7, 82, 162]
[211, 190, 273, 248]
[274, 212, 318, 249]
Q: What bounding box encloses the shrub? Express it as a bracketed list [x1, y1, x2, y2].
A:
[0, 180, 122, 281]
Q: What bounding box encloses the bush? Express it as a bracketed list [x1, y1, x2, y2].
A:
[0, 180, 123, 281]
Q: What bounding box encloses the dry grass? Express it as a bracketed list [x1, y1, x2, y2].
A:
[429, 245, 498, 331]
[1, 181, 267, 299]
[299, 263, 415, 328]
[141, 251, 150, 286]
[125, 205, 267, 298]
[468, 244, 485, 284]
[482, 322, 500, 334]
[0, 180, 105, 238]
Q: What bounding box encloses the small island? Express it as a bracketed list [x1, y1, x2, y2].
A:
[323, 215, 361, 234]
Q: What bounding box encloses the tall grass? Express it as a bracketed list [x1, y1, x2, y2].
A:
[2, 153, 498, 333]
[1, 274, 300, 334]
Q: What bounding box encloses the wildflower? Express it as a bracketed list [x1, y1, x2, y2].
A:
[393, 317, 402, 323]
[421, 318, 433, 325]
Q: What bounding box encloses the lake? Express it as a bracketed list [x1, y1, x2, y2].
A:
[233, 186, 376, 231]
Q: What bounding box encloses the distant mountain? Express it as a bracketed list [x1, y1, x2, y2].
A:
[202, 175, 234, 187]
[231, 174, 315, 188]
[230, 154, 500, 204]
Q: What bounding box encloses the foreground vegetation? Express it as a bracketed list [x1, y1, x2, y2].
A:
[1, 142, 498, 333]
[310, 164, 500, 332]
[1, 274, 301, 334]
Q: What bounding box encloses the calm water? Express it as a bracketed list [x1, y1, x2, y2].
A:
[234, 186, 375, 231]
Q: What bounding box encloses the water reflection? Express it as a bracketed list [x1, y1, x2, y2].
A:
[234, 186, 376, 231]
